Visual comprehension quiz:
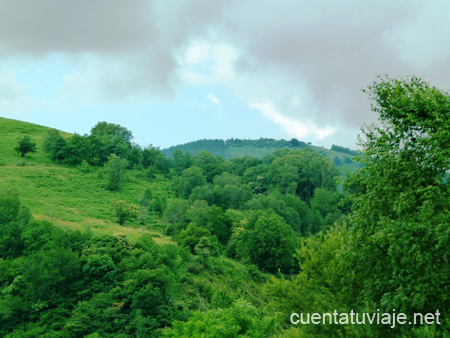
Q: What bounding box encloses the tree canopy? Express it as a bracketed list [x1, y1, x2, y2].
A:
[14, 136, 37, 157]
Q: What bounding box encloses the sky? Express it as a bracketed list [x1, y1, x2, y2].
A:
[1, 0, 450, 150]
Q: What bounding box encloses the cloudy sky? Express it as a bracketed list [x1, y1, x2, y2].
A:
[1, 0, 450, 149]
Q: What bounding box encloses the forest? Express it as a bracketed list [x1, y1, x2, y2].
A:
[0, 76, 449, 337]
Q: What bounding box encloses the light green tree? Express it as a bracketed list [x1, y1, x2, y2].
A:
[104, 154, 128, 190]
[112, 200, 138, 225]
[343, 76, 450, 335]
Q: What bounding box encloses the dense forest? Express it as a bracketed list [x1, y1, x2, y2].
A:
[161, 137, 362, 174]
[162, 138, 308, 158]
[1, 77, 449, 337]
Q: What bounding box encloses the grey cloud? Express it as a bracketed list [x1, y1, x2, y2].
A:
[0, 0, 154, 53]
[215, 0, 425, 126]
[2, 0, 449, 127]
[0, 0, 225, 99]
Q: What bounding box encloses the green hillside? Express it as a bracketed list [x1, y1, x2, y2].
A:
[0, 117, 171, 243]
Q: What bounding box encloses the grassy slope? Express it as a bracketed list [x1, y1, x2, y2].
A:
[0, 117, 172, 244]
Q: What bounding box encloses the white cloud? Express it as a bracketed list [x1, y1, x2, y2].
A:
[180, 40, 239, 84]
[185, 40, 211, 64]
[207, 93, 220, 104]
[249, 102, 337, 141]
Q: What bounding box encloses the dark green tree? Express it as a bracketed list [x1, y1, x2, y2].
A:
[177, 223, 212, 254]
[14, 136, 36, 157]
[186, 200, 233, 245]
[238, 211, 298, 273]
[266, 150, 338, 202]
[90, 121, 133, 143]
[171, 150, 192, 174]
[178, 166, 206, 198]
[62, 133, 90, 165]
[192, 150, 229, 182]
[43, 129, 67, 163]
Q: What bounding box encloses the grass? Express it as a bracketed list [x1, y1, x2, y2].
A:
[0, 117, 172, 244]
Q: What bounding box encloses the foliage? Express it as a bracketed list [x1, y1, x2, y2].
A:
[262, 77, 450, 337]
[235, 211, 298, 274]
[178, 166, 206, 198]
[264, 223, 363, 337]
[105, 154, 129, 191]
[331, 144, 358, 156]
[161, 299, 277, 338]
[43, 129, 67, 163]
[162, 198, 190, 236]
[14, 136, 37, 157]
[177, 223, 212, 254]
[309, 188, 342, 232]
[244, 192, 310, 235]
[341, 76, 450, 335]
[112, 200, 139, 225]
[0, 116, 369, 337]
[0, 192, 274, 337]
[192, 150, 230, 182]
[186, 201, 233, 245]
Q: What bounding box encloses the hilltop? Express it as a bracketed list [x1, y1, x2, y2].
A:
[162, 137, 363, 174]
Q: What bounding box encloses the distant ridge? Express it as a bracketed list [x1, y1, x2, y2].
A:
[162, 138, 362, 173]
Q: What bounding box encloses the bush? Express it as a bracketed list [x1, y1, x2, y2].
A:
[112, 200, 138, 225]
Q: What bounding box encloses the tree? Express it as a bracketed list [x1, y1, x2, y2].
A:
[0, 190, 21, 225]
[192, 150, 229, 182]
[161, 299, 277, 337]
[14, 136, 36, 157]
[309, 188, 342, 232]
[171, 150, 192, 174]
[178, 166, 206, 198]
[112, 200, 138, 225]
[139, 188, 153, 207]
[0, 190, 27, 258]
[186, 201, 233, 245]
[266, 150, 338, 202]
[90, 121, 133, 143]
[177, 223, 212, 254]
[43, 129, 66, 163]
[238, 211, 298, 273]
[343, 76, 450, 335]
[89, 122, 133, 166]
[62, 133, 90, 165]
[104, 154, 128, 191]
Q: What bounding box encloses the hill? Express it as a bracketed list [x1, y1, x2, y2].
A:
[0, 117, 171, 243]
[162, 137, 363, 174]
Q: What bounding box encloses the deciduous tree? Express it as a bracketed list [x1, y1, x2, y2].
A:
[105, 154, 128, 191]
[14, 136, 36, 157]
